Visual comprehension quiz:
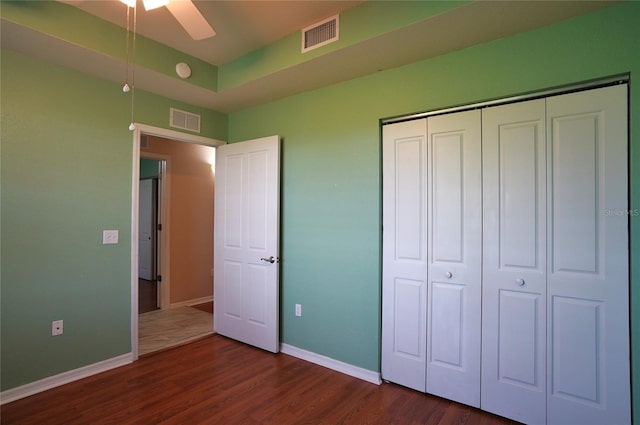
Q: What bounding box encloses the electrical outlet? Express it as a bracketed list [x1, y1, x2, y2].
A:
[295, 304, 302, 317]
[52, 320, 63, 336]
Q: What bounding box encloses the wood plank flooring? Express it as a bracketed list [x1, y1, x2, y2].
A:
[1, 335, 517, 425]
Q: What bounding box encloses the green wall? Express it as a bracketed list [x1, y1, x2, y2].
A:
[228, 1, 640, 417]
[140, 159, 160, 179]
[0, 49, 226, 390]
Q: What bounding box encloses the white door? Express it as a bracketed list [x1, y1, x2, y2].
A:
[138, 178, 157, 281]
[381, 119, 428, 392]
[546, 85, 630, 424]
[214, 135, 281, 353]
[425, 110, 482, 407]
[481, 99, 547, 424]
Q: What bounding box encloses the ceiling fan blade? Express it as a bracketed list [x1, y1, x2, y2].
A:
[165, 0, 215, 40]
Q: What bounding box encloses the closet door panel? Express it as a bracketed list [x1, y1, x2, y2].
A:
[497, 290, 540, 384]
[547, 84, 630, 425]
[481, 99, 546, 424]
[381, 119, 428, 392]
[426, 110, 481, 407]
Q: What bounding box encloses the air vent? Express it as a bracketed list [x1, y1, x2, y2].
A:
[170, 107, 201, 133]
[302, 15, 339, 53]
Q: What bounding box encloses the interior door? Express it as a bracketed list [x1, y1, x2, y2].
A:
[425, 110, 482, 407]
[381, 118, 428, 392]
[546, 84, 630, 424]
[214, 135, 281, 353]
[138, 178, 157, 281]
[481, 99, 547, 424]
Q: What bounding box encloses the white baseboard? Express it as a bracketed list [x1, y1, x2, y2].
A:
[169, 295, 213, 309]
[280, 343, 381, 385]
[0, 353, 133, 405]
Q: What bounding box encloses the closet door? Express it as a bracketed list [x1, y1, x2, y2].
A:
[546, 84, 630, 424]
[381, 119, 428, 392]
[426, 110, 482, 407]
[481, 99, 547, 424]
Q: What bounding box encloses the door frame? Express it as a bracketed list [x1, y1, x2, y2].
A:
[130, 123, 224, 360]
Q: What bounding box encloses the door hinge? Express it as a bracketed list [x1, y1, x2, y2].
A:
[157, 223, 162, 231]
[157, 275, 162, 282]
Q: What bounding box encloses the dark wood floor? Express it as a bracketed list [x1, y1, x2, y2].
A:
[1, 335, 517, 425]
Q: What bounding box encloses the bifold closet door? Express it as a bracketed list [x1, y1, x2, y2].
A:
[381, 111, 482, 404]
[481, 99, 547, 424]
[426, 110, 482, 407]
[546, 85, 630, 425]
[382, 84, 630, 425]
[381, 119, 428, 392]
[482, 85, 630, 424]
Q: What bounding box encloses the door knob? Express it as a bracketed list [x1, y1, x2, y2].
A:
[260, 256, 276, 264]
[516, 278, 525, 286]
[445, 271, 453, 279]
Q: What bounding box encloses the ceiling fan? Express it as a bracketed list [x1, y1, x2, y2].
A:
[120, 0, 216, 40]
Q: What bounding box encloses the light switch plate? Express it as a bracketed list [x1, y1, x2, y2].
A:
[103, 230, 119, 245]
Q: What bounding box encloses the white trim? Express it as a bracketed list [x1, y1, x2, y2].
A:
[0, 353, 133, 405]
[132, 123, 224, 360]
[280, 343, 381, 385]
[131, 129, 141, 360]
[170, 295, 214, 309]
[135, 124, 223, 147]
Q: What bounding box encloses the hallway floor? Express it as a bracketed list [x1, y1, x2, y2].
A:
[139, 305, 213, 355]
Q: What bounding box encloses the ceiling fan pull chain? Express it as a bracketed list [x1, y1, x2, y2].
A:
[129, 4, 137, 131]
[123, 5, 130, 93]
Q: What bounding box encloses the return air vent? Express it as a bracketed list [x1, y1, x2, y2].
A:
[170, 108, 201, 133]
[302, 15, 339, 53]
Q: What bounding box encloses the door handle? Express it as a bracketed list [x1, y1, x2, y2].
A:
[260, 256, 276, 264]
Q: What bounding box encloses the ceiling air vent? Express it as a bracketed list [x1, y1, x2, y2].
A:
[302, 15, 339, 53]
[170, 107, 201, 133]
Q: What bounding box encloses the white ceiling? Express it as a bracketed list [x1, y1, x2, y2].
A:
[2, 1, 619, 112]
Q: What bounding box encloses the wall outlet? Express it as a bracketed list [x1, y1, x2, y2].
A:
[295, 304, 302, 317]
[52, 320, 63, 336]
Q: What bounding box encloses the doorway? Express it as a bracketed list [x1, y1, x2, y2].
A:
[138, 157, 164, 314]
[131, 124, 224, 359]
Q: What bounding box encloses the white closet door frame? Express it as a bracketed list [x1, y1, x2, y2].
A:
[380, 81, 630, 425]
